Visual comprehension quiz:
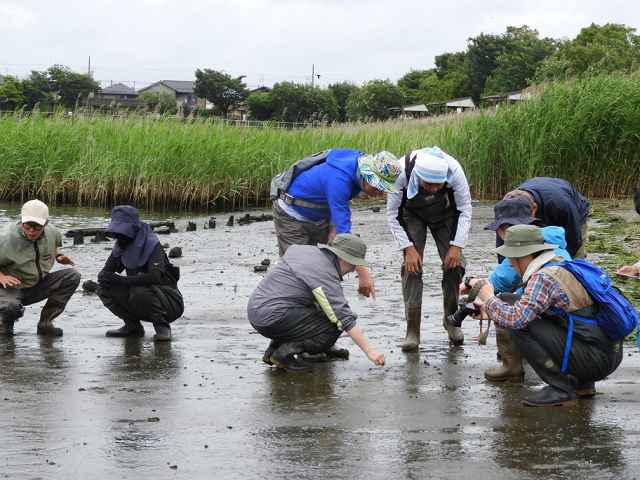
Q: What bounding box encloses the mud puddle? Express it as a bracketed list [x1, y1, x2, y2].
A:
[0, 202, 638, 479]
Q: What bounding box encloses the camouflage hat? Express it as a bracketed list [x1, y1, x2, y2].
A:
[357, 151, 401, 193]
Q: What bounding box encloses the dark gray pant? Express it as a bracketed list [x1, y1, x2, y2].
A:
[1, 269, 81, 325]
[401, 213, 465, 319]
[253, 306, 341, 354]
[98, 284, 184, 327]
[511, 318, 623, 394]
[272, 201, 330, 256]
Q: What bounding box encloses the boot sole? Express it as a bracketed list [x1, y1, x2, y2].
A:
[522, 398, 577, 407]
[484, 373, 524, 383]
[269, 356, 312, 372]
[576, 389, 596, 398]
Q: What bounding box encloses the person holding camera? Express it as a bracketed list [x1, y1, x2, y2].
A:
[0, 200, 80, 337]
[468, 225, 623, 407]
[97, 205, 183, 341]
[475, 197, 572, 382]
[386, 146, 472, 350]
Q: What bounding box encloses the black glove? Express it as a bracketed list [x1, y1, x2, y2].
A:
[98, 270, 125, 288]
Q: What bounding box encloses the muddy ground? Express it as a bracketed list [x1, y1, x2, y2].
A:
[0, 202, 638, 479]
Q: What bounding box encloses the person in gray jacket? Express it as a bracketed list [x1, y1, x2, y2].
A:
[247, 233, 385, 372]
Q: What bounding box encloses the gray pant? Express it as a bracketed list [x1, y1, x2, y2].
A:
[401, 213, 465, 320]
[0, 269, 81, 325]
[512, 317, 623, 394]
[272, 201, 330, 256]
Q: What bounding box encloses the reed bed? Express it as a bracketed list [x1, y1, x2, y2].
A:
[0, 74, 638, 210]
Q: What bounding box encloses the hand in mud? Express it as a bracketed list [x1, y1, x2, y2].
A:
[367, 351, 385, 366]
[403, 245, 422, 274]
[617, 264, 640, 277]
[443, 245, 462, 270]
[0, 273, 21, 288]
[356, 266, 376, 298]
[56, 255, 75, 266]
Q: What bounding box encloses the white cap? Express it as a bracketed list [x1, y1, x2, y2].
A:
[21, 200, 49, 226]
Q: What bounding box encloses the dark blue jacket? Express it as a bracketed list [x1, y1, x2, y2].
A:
[286, 148, 363, 234]
[518, 177, 590, 257]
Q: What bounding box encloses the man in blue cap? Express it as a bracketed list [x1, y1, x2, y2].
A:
[97, 205, 183, 341]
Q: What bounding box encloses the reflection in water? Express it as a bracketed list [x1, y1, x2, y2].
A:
[493, 393, 626, 477]
[104, 337, 180, 382]
[0, 335, 66, 386]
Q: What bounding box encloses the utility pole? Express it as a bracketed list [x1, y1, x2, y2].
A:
[311, 64, 315, 87]
[88, 56, 92, 77]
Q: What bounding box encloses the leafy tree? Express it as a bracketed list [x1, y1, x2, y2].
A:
[270, 82, 338, 122]
[247, 91, 274, 120]
[139, 91, 177, 114]
[47, 65, 100, 108]
[398, 70, 433, 104]
[466, 33, 506, 105]
[194, 69, 249, 117]
[21, 71, 54, 109]
[346, 79, 404, 121]
[0, 76, 24, 110]
[535, 23, 640, 81]
[484, 26, 557, 94]
[434, 51, 472, 98]
[328, 82, 358, 122]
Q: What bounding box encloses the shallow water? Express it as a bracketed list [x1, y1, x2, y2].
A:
[0, 202, 638, 479]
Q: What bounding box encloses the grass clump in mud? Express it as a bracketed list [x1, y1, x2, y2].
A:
[589, 201, 640, 342]
[0, 74, 639, 209]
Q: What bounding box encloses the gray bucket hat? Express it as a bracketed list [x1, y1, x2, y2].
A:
[319, 233, 367, 266]
[494, 224, 557, 258]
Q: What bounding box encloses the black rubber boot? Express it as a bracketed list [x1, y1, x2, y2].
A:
[262, 340, 279, 365]
[36, 303, 64, 337]
[270, 343, 312, 372]
[106, 320, 145, 338]
[575, 381, 596, 398]
[325, 346, 349, 360]
[1, 319, 15, 337]
[37, 322, 63, 337]
[522, 386, 576, 407]
[153, 322, 172, 342]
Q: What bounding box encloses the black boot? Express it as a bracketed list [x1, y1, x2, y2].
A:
[325, 346, 349, 360]
[522, 386, 576, 407]
[153, 322, 172, 342]
[575, 381, 596, 398]
[37, 322, 63, 337]
[1, 319, 15, 337]
[37, 303, 64, 337]
[106, 320, 145, 338]
[262, 340, 279, 365]
[270, 343, 312, 372]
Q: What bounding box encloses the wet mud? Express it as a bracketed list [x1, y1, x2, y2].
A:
[0, 202, 638, 479]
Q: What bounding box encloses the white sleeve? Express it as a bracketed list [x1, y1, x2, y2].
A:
[447, 159, 472, 248]
[386, 174, 412, 250]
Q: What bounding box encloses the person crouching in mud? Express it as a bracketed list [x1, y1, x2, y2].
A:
[247, 233, 385, 372]
[97, 206, 183, 341]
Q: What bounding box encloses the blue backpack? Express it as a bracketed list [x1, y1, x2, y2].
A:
[546, 259, 639, 373]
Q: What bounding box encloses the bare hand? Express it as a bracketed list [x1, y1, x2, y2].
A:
[367, 351, 385, 366]
[56, 255, 75, 266]
[459, 281, 471, 295]
[356, 266, 376, 298]
[0, 273, 21, 288]
[617, 264, 640, 277]
[403, 245, 422, 274]
[443, 245, 462, 270]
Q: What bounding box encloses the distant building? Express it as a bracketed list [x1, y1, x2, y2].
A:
[390, 103, 430, 118]
[100, 83, 138, 100]
[138, 80, 203, 108]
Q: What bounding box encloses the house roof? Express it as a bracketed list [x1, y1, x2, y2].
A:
[402, 104, 428, 112]
[101, 83, 137, 95]
[139, 80, 195, 94]
[446, 97, 475, 108]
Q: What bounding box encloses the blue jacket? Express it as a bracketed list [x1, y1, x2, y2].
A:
[518, 177, 590, 257]
[287, 148, 363, 234]
[490, 226, 572, 294]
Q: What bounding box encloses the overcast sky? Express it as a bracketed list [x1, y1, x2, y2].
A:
[1, 0, 639, 90]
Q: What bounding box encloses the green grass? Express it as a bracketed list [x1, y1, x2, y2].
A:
[0, 73, 639, 210]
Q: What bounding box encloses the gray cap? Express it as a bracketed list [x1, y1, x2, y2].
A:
[494, 224, 557, 258]
[319, 233, 367, 266]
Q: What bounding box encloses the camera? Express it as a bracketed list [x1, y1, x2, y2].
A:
[445, 296, 480, 328]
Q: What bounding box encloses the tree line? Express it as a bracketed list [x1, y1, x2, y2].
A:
[1, 23, 639, 122]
